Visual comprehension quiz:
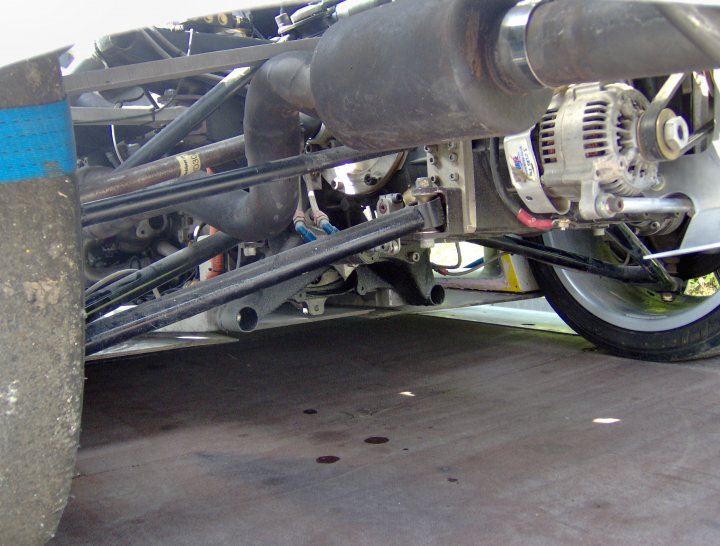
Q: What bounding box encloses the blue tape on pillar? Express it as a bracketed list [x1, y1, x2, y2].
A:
[0, 99, 76, 183]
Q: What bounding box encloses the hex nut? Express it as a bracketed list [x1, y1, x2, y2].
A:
[662, 116, 689, 153]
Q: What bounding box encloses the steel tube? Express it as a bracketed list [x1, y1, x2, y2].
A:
[85, 232, 240, 318]
[79, 135, 246, 202]
[62, 39, 319, 94]
[616, 197, 694, 216]
[116, 67, 255, 171]
[81, 146, 400, 227]
[658, 4, 720, 65]
[71, 105, 187, 126]
[523, 1, 718, 88]
[85, 200, 442, 355]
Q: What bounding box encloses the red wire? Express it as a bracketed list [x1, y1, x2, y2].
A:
[516, 209, 553, 231]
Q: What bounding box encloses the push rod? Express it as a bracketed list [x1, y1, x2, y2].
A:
[476, 236, 659, 284]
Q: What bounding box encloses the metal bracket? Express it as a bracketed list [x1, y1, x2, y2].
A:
[416, 197, 446, 231]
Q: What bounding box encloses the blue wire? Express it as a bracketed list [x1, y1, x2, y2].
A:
[295, 224, 317, 243]
[464, 257, 484, 269]
[319, 220, 340, 235]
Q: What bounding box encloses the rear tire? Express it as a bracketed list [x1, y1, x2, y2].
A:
[533, 230, 720, 362]
[0, 177, 84, 545]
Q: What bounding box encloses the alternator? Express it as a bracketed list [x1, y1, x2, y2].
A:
[505, 83, 661, 221]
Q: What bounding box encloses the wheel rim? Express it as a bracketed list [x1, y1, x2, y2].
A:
[544, 230, 720, 332]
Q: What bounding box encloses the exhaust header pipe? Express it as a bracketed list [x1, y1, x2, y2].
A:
[307, 0, 718, 151]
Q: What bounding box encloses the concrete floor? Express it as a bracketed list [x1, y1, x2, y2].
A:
[52, 315, 720, 545]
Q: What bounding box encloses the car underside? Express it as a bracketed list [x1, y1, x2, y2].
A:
[3, 0, 720, 543]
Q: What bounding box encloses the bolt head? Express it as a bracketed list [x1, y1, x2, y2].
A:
[663, 115, 689, 153]
[275, 12, 291, 27]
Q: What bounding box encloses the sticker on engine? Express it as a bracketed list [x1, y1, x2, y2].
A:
[176, 153, 202, 176]
[504, 132, 538, 184]
[503, 129, 565, 215]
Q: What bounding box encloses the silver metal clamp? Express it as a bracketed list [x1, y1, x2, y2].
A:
[496, 0, 547, 92]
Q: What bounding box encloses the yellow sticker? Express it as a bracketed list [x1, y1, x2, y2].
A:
[176, 153, 202, 176]
[501, 254, 523, 293]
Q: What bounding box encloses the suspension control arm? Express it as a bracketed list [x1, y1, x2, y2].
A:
[85, 199, 445, 355]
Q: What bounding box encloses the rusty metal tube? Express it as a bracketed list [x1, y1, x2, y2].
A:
[79, 134, 246, 203]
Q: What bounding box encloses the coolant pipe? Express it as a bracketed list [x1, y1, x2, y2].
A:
[180, 49, 318, 242]
[613, 197, 694, 216]
[90, 48, 320, 241]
